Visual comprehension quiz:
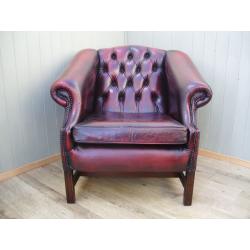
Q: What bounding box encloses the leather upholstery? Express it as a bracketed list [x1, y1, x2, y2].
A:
[69, 146, 190, 173]
[96, 46, 167, 113]
[51, 49, 98, 154]
[73, 112, 187, 145]
[50, 45, 212, 205]
[165, 50, 212, 128]
[50, 46, 212, 174]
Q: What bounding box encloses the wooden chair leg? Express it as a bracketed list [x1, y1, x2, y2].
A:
[183, 170, 195, 206]
[64, 169, 75, 203]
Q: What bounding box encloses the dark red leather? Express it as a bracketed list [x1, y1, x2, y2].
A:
[50, 46, 212, 205]
[73, 112, 187, 145]
[51, 49, 98, 158]
[96, 46, 167, 113]
[165, 50, 212, 177]
[165, 50, 212, 128]
[69, 146, 190, 173]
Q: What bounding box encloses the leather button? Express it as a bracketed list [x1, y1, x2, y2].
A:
[110, 76, 118, 87]
[135, 91, 142, 102]
[102, 91, 109, 101]
[120, 63, 125, 73]
[126, 77, 133, 87]
[143, 76, 150, 87]
[127, 52, 133, 60]
[102, 62, 108, 73]
[118, 91, 125, 102]
[135, 64, 141, 73]
[111, 52, 117, 60]
[151, 91, 158, 102]
[152, 62, 158, 72]
[144, 52, 150, 59]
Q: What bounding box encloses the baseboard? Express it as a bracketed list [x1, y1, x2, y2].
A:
[0, 154, 60, 182]
[199, 149, 250, 168]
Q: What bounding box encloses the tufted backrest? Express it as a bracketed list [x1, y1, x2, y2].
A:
[95, 46, 168, 113]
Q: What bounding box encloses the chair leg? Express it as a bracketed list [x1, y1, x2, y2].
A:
[64, 169, 75, 203]
[183, 170, 195, 206]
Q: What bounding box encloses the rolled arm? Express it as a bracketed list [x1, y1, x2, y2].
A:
[50, 49, 98, 130]
[165, 50, 212, 129]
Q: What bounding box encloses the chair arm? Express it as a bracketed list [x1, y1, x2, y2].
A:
[50, 49, 98, 131]
[50, 49, 98, 153]
[165, 50, 212, 129]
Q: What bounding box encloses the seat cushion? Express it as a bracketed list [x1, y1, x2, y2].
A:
[73, 113, 187, 145]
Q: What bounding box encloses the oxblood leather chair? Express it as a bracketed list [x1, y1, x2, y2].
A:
[51, 46, 212, 206]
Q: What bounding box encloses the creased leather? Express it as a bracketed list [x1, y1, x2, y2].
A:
[70, 146, 190, 173]
[96, 46, 167, 113]
[73, 112, 187, 145]
[165, 50, 212, 171]
[50, 46, 212, 175]
[165, 50, 212, 128]
[51, 49, 98, 130]
[50, 49, 98, 169]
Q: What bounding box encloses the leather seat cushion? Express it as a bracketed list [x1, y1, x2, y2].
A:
[73, 112, 187, 145]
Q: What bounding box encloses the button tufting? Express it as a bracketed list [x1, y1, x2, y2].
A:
[144, 51, 150, 59]
[151, 92, 158, 102]
[126, 77, 133, 87]
[127, 52, 133, 60]
[97, 46, 166, 113]
[111, 52, 117, 60]
[120, 63, 125, 73]
[102, 62, 108, 73]
[135, 91, 142, 102]
[102, 91, 109, 101]
[135, 64, 141, 73]
[143, 76, 150, 87]
[110, 76, 118, 87]
[152, 62, 158, 72]
[118, 91, 125, 102]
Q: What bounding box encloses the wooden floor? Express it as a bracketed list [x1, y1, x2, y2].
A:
[0, 155, 250, 218]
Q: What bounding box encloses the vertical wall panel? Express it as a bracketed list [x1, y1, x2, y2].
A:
[26, 32, 49, 160]
[198, 32, 217, 147]
[207, 32, 230, 152]
[231, 32, 250, 159]
[12, 32, 38, 163]
[94, 32, 124, 48]
[127, 31, 153, 46]
[172, 32, 194, 55]
[127, 31, 250, 161]
[0, 31, 125, 171]
[152, 32, 174, 49]
[39, 32, 58, 154]
[191, 32, 205, 69]
[0, 41, 15, 170]
[0, 32, 25, 167]
[218, 32, 243, 155]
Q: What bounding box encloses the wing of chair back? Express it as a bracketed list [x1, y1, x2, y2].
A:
[50, 49, 98, 169]
[165, 50, 212, 171]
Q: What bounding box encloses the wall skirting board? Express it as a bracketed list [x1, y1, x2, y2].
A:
[0, 154, 60, 182]
[199, 149, 250, 168]
[0, 149, 250, 183]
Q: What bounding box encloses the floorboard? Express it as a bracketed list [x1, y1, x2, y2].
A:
[0, 155, 250, 218]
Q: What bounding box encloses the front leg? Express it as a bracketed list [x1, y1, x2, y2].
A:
[183, 170, 195, 206]
[64, 169, 75, 203]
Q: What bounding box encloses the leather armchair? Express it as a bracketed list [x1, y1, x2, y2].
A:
[51, 46, 212, 206]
